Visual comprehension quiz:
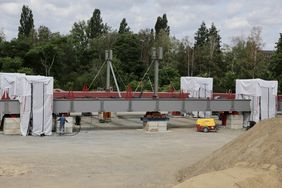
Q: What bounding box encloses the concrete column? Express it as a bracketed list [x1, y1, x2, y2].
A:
[153, 47, 163, 98]
[106, 60, 110, 90]
[154, 59, 159, 97]
[105, 50, 112, 91]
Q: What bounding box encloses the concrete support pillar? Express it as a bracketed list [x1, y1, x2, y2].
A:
[105, 50, 112, 91]
[152, 47, 163, 98]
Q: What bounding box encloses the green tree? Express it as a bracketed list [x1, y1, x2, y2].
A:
[38, 25, 51, 42]
[271, 33, 282, 93]
[159, 65, 180, 91]
[0, 28, 5, 42]
[194, 22, 209, 75]
[154, 29, 172, 65]
[17, 67, 34, 75]
[245, 26, 265, 78]
[138, 28, 155, 66]
[0, 38, 32, 60]
[70, 20, 88, 52]
[87, 9, 107, 39]
[207, 23, 221, 72]
[18, 5, 34, 38]
[220, 28, 269, 92]
[26, 42, 59, 76]
[175, 37, 193, 77]
[207, 23, 223, 90]
[154, 14, 170, 35]
[113, 33, 144, 83]
[193, 22, 223, 81]
[118, 18, 130, 34]
[0, 57, 23, 72]
[194, 22, 208, 48]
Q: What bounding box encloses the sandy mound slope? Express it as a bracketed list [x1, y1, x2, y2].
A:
[175, 117, 282, 187]
[174, 165, 280, 188]
[0, 164, 30, 176]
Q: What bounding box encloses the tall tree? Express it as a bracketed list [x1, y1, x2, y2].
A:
[194, 22, 209, 75]
[0, 28, 5, 42]
[207, 23, 222, 89]
[18, 5, 34, 38]
[70, 20, 88, 51]
[138, 28, 155, 65]
[161, 14, 170, 34]
[229, 37, 249, 78]
[118, 18, 130, 34]
[113, 33, 144, 83]
[194, 22, 208, 48]
[87, 9, 106, 39]
[38, 25, 51, 42]
[154, 29, 172, 65]
[176, 36, 193, 76]
[246, 26, 264, 78]
[208, 23, 221, 60]
[155, 14, 170, 35]
[271, 33, 282, 92]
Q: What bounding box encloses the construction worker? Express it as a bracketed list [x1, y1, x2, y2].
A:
[58, 114, 68, 135]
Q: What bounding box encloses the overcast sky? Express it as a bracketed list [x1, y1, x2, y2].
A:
[0, 0, 282, 50]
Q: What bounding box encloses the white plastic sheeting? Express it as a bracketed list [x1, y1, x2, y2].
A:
[24, 76, 53, 136]
[0, 73, 26, 98]
[236, 79, 278, 122]
[0, 73, 26, 130]
[0, 73, 53, 136]
[180, 77, 213, 117]
[180, 77, 213, 98]
[18, 96, 32, 135]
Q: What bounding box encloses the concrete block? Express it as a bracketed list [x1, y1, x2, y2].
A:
[81, 116, 93, 125]
[227, 114, 243, 129]
[4, 117, 21, 135]
[143, 120, 168, 132]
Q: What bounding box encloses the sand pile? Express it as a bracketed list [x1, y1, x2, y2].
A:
[175, 117, 282, 188]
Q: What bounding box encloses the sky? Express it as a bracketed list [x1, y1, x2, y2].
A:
[0, 0, 282, 50]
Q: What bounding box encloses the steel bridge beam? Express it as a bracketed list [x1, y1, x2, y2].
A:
[53, 98, 251, 114]
[0, 98, 252, 115]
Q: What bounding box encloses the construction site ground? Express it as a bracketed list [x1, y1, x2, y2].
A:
[0, 116, 244, 188]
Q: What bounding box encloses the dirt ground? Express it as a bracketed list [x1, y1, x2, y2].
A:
[0, 116, 243, 188]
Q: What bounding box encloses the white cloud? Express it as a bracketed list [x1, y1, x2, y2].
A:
[0, 0, 281, 49]
[0, 2, 21, 15]
[225, 17, 250, 30]
[227, 2, 243, 15]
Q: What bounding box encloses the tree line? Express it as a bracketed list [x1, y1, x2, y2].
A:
[0, 5, 281, 93]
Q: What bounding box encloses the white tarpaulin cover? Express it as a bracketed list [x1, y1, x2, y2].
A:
[181, 77, 213, 98]
[180, 77, 213, 117]
[0, 73, 26, 98]
[25, 76, 53, 136]
[0, 73, 26, 129]
[19, 95, 32, 135]
[236, 79, 278, 122]
[1, 73, 53, 136]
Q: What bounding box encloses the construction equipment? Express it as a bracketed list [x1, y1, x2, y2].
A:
[195, 118, 217, 133]
[140, 111, 169, 122]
